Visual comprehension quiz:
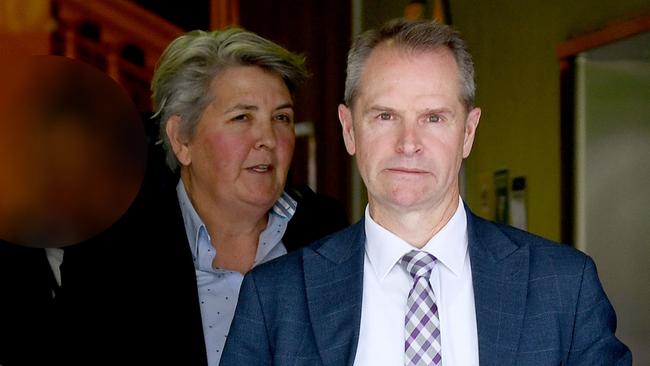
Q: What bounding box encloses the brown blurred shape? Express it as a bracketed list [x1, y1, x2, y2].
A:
[0, 55, 146, 247]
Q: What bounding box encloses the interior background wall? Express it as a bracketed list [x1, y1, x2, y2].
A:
[450, 0, 649, 241]
[361, 0, 650, 242]
[240, 0, 352, 215]
[578, 52, 650, 365]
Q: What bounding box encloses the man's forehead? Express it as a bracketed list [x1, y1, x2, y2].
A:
[366, 42, 455, 66]
[353, 45, 462, 107]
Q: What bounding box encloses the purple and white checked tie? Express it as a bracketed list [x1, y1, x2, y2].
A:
[401, 250, 441, 366]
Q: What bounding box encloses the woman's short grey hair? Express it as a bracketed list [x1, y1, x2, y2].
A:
[151, 28, 308, 170]
[344, 19, 475, 111]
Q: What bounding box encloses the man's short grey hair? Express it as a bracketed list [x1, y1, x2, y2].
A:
[151, 28, 308, 170]
[344, 19, 475, 111]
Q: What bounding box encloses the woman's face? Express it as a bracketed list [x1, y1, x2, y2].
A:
[174, 66, 295, 212]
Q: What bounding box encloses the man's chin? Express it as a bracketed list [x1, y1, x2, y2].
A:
[373, 193, 433, 212]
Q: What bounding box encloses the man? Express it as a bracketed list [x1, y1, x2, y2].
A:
[221, 19, 631, 365]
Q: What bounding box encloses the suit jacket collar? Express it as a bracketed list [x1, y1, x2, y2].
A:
[304, 220, 366, 366]
[311, 220, 366, 264]
[467, 207, 530, 366]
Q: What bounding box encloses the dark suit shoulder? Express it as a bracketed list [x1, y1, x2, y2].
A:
[307, 220, 362, 252]
[470, 211, 590, 280]
[494, 221, 589, 277]
[250, 246, 306, 284]
[249, 221, 363, 290]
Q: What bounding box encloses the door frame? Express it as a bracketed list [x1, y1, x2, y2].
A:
[556, 13, 650, 244]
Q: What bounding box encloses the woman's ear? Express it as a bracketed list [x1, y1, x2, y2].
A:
[165, 115, 192, 166]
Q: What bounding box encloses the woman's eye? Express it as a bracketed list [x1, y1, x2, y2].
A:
[378, 112, 392, 120]
[232, 114, 249, 121]
[274, 114, 292, 123]
[427, 115, 441, 123]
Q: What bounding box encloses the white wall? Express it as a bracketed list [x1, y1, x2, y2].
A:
[576, 32, 650, 363]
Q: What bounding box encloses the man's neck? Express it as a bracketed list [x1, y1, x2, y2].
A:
[368, 195, 460, 248]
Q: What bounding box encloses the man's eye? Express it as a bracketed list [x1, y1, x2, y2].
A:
[378, 112, 392, 120]
[427, 115, 441, 123]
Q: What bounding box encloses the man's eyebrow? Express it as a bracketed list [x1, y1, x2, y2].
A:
[420, 107, 454, 115]
[362, 106, 456, 118]
[365, 105, 398, 114]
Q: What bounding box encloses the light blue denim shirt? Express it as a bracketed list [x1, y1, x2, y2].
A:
[176, 181, 296, 365]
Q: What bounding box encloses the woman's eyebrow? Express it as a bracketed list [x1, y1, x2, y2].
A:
[224, 104, 258, 114]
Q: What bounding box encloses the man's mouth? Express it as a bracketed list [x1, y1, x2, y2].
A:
[387, 167, 428, 174]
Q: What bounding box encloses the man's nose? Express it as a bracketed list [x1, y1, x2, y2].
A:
[395, 121, 422, 155]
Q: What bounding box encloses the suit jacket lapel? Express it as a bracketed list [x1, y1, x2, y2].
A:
[304, 220, 365, 366]
[467, 210, 530, 366]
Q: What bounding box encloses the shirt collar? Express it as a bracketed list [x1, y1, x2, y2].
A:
[176, 180, 297, 260]
[420, 199, 468, 277]
[271, 191, 297, 219]
[364, 198, 468, 281]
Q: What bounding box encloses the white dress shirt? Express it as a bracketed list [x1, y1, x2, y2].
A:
[353, 199, 479, 366]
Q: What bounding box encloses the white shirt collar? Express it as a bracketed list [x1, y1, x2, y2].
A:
[364, 198, 468, 281]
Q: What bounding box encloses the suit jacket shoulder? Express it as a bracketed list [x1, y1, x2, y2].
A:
[58, 179, 208, 365]
[250, 219, 363, 281]
[490, 217, 589, 273]
[467, 211, 631, 365]
[222, 222, 365, 366]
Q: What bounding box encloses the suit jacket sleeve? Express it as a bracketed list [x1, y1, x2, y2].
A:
[567, 256, 632, 365]
[221, 272, 272, 366]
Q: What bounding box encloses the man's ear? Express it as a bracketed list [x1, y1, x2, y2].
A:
[165, 115, 192, 166]
[462, 107, 481, 159]
[338, 104, 356, 156]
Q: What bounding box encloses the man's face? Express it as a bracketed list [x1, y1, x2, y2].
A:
[339, 45, 480, 216]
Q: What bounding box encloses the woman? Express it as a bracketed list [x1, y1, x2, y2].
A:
[58, 28, 341, 366]
[150, 28, 308, 365]
[153, 28, 307, 273]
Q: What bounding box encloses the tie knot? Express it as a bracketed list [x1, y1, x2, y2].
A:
[401, 250, 437, 279]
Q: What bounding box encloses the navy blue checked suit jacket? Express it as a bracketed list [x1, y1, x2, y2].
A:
[221, 208, 631, 366]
